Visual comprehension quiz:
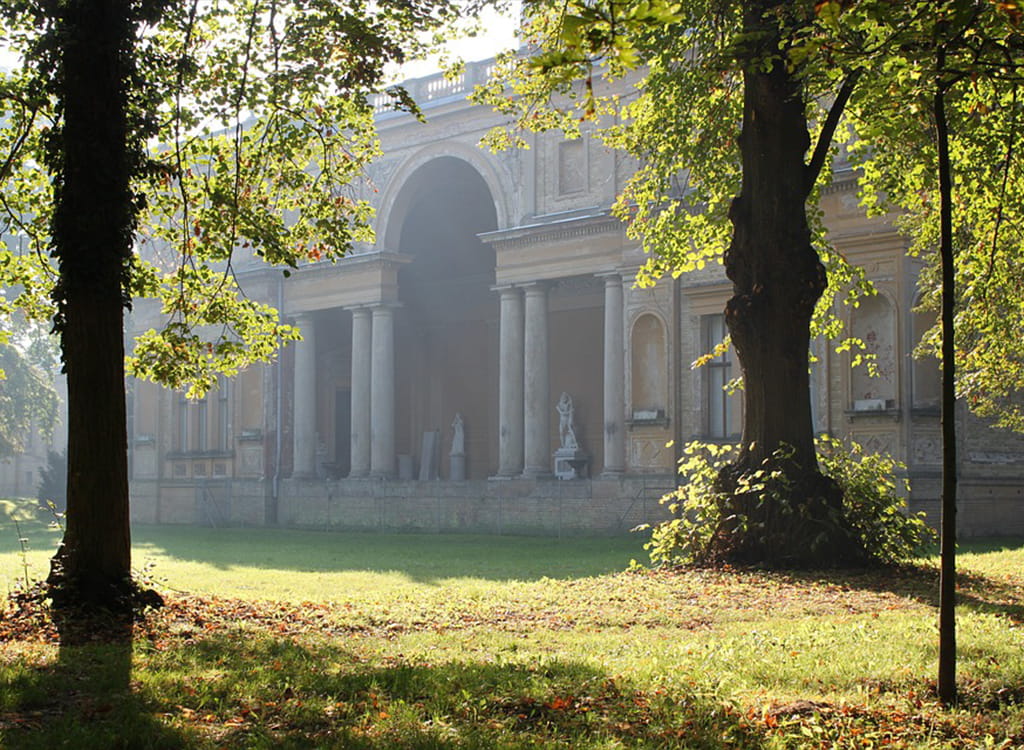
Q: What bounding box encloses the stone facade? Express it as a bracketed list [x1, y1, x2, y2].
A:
[127, 59, 1024, 536]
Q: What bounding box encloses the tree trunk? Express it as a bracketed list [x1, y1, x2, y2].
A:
[717, 1, 859, 567]
[935, 54, 958, 706]
[47, 0, 136, 610]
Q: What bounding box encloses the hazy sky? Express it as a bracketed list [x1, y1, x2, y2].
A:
[0, 6, 519, 80]
[393, 5, 520, 80]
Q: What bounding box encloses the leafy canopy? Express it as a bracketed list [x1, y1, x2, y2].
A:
[0, 0, 481, 397]
[837, 0, 1024, 430]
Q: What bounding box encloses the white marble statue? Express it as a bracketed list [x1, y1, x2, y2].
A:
[556, 392, 578, 450]
[450, 412, 465, 456]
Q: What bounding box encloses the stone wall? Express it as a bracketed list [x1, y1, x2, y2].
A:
[130, 476, 1024, 538]
[131, 477, 678, 536]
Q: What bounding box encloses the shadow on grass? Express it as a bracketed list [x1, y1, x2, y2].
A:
[166, 634, 774, 749]
[3, 632, 771, 749]
[0, 638, 188, 749]
[129, 524, 644, 583]
[783, 539, 1024, 623]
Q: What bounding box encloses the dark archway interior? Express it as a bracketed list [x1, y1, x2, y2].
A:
[393, 157, 499, 479]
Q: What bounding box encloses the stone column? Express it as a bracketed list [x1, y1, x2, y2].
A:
[370, 304, 396, 478]
[292, 312, 317, 478]
[601, 273, 626, 475]
[522, 283, 550, 477]
[348, 307, 372, 477]
[496, 286, 524, 477]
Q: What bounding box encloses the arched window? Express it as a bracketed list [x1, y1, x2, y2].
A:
[850, 294, 898, 410]
[631, 314, 667, 416]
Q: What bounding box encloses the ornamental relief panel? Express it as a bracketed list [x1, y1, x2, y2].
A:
[629, 435, 672, 472]
[911, 431, 941, 466]
[850, 431, 897, 460]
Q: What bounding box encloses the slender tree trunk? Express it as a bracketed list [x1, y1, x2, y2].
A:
[47, 0, 135, 609]
[935, 57, 958, 706]
[718, 0, 858, 566]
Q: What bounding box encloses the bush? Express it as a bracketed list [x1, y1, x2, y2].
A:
[641, 437, 935, 568]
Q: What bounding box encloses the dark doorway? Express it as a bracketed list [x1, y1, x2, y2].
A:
[392, 157, 499, 479]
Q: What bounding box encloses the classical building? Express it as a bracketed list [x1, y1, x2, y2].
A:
[127, 58, 1024, 536]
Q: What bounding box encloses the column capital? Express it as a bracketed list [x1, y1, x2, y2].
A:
[491, 283, 520, 294]
[521, 281, 551, 296]
[596, 270, 625, 284]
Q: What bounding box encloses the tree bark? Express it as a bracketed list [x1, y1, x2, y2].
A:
[47, 0, 136, 609]
[717, 1, 858, 566]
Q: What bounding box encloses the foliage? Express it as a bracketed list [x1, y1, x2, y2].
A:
[815, 436, 936, 565]
[35, 449, 66, 512]
[828, 0, 1024, 430]
[0, 0, 473, 397]
[642, 437, 935, 568]
[0, 343, 57, 458]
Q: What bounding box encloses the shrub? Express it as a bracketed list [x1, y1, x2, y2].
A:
[641, 437, 935, 568]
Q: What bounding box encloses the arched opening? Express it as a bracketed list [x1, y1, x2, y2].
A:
[851, 294, 898, 410]
[631, 313, 668, 416]
[391, 157, 499, 479]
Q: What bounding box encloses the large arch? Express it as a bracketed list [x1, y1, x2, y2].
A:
[387, 156, 500, 479]
[377, 143, 511, 251]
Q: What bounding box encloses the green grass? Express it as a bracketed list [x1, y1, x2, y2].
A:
[2, 495, 1024, 748]
[0, 497, 645, 599]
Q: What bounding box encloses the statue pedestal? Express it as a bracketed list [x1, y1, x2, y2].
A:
[449, 453, 466, 481]
[554, 448, 588, 480]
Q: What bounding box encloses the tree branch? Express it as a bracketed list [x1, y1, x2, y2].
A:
[805, 69, 861, 197]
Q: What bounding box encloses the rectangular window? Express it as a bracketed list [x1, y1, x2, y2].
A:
[218, 377, 230, 451]
[177, 392, 189, 452]
[195, 397, 208, 452]
[703, 314, 738, 439]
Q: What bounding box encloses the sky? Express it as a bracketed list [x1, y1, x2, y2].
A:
[0, 6, 520, 82]
[392, 5, 520, 80]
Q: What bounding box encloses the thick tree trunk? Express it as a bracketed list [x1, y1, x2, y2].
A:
[47, 0, 136, 609]
[717, 1, 859, 567]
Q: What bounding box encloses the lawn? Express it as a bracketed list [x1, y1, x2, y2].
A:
[2, 497, 1023, 748]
